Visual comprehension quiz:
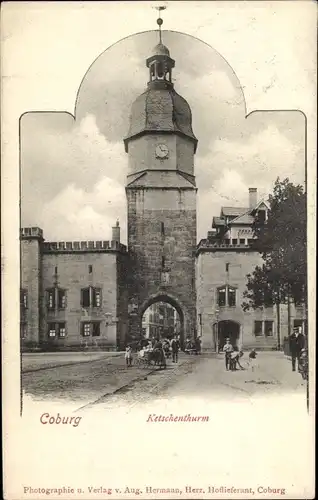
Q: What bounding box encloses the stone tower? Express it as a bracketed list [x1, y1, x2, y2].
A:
[124, 29, 198, 344]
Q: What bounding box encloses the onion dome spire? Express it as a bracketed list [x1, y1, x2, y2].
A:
[146, 7, 175, 89]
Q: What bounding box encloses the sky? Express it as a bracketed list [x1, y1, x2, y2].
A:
[4, 1, 314, 244]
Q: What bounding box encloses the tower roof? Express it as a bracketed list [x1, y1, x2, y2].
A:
[124, 8, 197, 152]
[151, 43, 170, 57]
[124, 87, 197, 151]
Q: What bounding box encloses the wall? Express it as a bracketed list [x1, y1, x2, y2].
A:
[196, 249, 282, 350]
[127, 187, 197, 341]
[41, 252, 119, 348]
[21, 236, 42, 344]
[127, 134, 195, 177]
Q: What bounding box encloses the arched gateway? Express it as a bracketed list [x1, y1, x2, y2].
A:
[139, 293, 186, 346]
[124, 27, 197, 345]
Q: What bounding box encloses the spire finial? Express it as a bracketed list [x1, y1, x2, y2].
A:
[155, 6, 166, 44]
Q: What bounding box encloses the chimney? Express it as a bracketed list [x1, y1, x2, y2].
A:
[112, 219, 120, 243]
[249, 188, 257, 209]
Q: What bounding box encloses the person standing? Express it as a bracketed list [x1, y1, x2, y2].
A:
[125, 345, 133, 367]
[171, 335, 180, 363]
[289, 328, 305, 372]
[195, 336, 202, 355]
[223, 338, 234, 371]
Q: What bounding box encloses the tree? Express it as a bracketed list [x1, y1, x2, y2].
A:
[242, 178, 307, 348]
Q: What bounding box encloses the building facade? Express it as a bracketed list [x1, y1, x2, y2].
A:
[20, 34, 306, 352]
[21, 225, 129, 350]
[196, 189, 307, 351]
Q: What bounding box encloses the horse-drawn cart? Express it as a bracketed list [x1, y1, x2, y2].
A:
[136, 348, 167, 369]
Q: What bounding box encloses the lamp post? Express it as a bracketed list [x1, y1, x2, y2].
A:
[215, 308, 220, 353]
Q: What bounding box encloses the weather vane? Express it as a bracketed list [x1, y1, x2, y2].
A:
[155, 5, 166, 44]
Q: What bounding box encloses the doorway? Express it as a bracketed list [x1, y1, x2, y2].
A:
[216, 320, 240, 351]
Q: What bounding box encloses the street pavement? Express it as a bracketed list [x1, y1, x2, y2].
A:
[22, 350, 307, 411]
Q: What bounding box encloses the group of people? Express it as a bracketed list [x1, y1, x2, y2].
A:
[125, 334, 181, 367]
[222, 337, 258, 372]
[222, 327, 307, 374]
[185, 336, 202, 354]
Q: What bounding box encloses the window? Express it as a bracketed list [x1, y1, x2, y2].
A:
[161, 222, 165, 236]
[58, 323, 66, 337]
[58, 289, 66, 309]
[54, 266, 58, 274]
[92, 323, 100, 337]
[81, 322, 100, 337]
[20, 289, 28, 310]
[254, 321, 263, 336]
[239, 238, 245, 245]
[82, 322, 91, 336]
[232, 239, 237, 245]
[217, 285, 236, 307]
[248, 239, 254, 245]
[47, 287, 66, 310]
[20, 323, 27, 339]
[217, 287, 226, 307]
[81, 288, 90, 308]
[258, 210, 266, 224]
[225, 263, 229, 272]
[81, 287, 102, 308]
[92, 288, 101, 307]
[88, 265, 93, 274]
[48, 323, 56, 337]
[264, 320, 273, 336]
[162, 256, 165, 269]
[228, 287, 236, 307]
[47, 289, 56, 310]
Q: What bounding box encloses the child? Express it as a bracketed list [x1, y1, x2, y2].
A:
[125, 345, 133, 367]
[230, 350, 244, 371]
[223, 338, 234, 370]
[248, 348, 258, 371]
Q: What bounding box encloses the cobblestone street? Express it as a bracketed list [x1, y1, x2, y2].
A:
[22, 351, 307, 412]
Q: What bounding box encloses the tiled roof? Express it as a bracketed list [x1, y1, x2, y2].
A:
[212, 217, 226, 227]
[221, 207, 249, 217]
[230, 213, 255, 225]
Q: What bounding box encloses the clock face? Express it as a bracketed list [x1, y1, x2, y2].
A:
[155, 144, 169, 159]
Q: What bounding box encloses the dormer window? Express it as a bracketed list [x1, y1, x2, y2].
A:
[258, 209, 266, 224]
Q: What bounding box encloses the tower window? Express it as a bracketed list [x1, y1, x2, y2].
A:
[81, 287, 102, 308]
[162, 256, 165, 269]
[58, 289, 66, 309]
[225, 263, 229, 272]
[161, 222, 165, 236]
[20, 322, 27, 339]
[228, 287, 236, 307]
[89, 265, 93, 274]
[47, 289, 56, 310]
[217, 285, 237, 307]
[46, 287, 67, 310]
[20, 289, 28, 310]
[217, 287, 226, 307]
[81, 322, 101, 337]
[254, 321, 263, 336]
[48, 323, 56, 337]
[54, 266, 58, 274]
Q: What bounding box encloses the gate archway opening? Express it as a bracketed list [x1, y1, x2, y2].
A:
[215, 320, 241, 351]
[140, 295, 185, 347]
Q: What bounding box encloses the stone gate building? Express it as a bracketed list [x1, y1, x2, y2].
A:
[20, 35, 306, 351]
